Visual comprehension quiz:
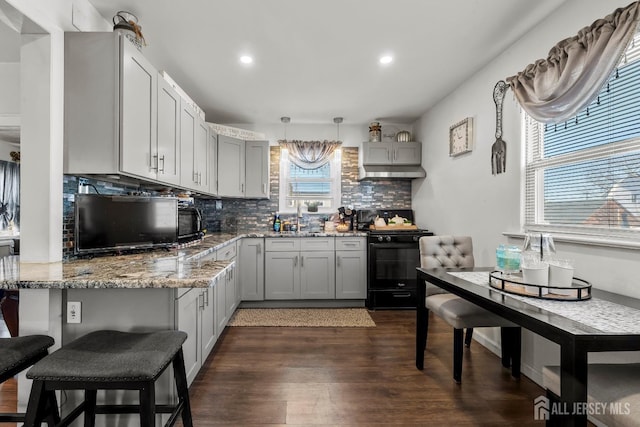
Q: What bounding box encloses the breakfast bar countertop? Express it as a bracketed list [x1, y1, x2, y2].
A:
[0, 231, 368, 290]
[0, 233, 241, 290]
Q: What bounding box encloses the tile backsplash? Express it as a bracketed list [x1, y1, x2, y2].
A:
[62, 146, 412, 258]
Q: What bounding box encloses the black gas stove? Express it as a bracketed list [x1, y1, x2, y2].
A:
[357, 209, 433, 309]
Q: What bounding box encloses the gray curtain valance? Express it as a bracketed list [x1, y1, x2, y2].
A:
[278, 140, 341, 169]
[506, 1, 640, 124]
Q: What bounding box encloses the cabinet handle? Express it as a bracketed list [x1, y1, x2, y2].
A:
[263, 183, 267, 195]
[301, 255, 304, 267]
[158, 155, 165, 173]
[337, 255, 341, 267]
[387, 150, 391, 161]
[151, 154, 158, 171]
[394, 150, 397, 161]
[199, 293, 205, 309]
[241, 183, 244, 193]
[204, 289, 209, 306]
[256, 243, 262, 255]
[193, 171, 198, 183]
[294, 255, 298, 267]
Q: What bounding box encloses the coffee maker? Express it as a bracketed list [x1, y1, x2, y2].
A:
[337, 207, 357, 231]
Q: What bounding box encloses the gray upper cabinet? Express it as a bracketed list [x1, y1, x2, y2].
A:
[180, 100, 208, 191]
[362, 142, 422, 166]
[245, 140, 270, 199]
[216, 136, 269, 199]
[208, 129, 218, 195]
[120, 39, 157, 180]
[65, 32, 157, 178]
[217, 135, 245, 197]
[156, 77, 181, 186]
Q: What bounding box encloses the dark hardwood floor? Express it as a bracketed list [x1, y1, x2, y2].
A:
[0, 310, 551, 426]
[183, 310, 547, 426]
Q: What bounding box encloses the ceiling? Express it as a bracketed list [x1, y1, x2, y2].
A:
[4, 0, 568, 126]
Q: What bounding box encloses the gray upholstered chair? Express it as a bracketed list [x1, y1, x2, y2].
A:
[418, 235, 521, 383]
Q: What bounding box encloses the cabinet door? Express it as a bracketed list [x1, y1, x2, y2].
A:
[265, 251, 299, 299]
[239, 238, 265, 301]
[120, 37, 157, 180]
[336, 251, 367, 299]
[201, 286, 216, 360]
[208, 130, 218, 195]
[300, 251, 335, 299]
[392, 142, 422, 165]
[362, 142, 392, 165]
[180, 99, 197, 189]
[224, 264, 239, 316]
[215, 274, 227, 334]
[217, 135, 245, 197]
[194, 118, 209, 191]
[244, 140, 269, 198]
[156, 76, 181, 185]
[176, 288, 200, 386]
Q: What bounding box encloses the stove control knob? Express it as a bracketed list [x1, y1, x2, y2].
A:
[413, 235, 420, 242]
[385, 236, 391, 242]
[377, 236, 384, 242]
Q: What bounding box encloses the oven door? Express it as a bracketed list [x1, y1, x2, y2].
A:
[368, 242, 420, 291]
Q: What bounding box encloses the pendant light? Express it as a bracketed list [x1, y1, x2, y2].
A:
[280, 116, 290, 141]
[333, 117, 343, 141]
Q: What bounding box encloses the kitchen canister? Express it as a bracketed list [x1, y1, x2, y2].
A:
[369, 122, 382, 142]
[395, 130, 411, 142]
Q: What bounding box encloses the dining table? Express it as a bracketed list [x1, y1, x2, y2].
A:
[416, 266, 640, 427]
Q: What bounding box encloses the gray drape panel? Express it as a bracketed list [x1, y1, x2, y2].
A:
[0, 161, 20, 230]
[506, 1, 640, 123]
[278, 140, 341, 169]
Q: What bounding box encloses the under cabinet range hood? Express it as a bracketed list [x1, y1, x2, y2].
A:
[358, 164, 426, 180]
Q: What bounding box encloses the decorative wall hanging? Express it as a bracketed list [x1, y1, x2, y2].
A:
[491, 80, 507, 175]
[449, 117, 473, 156]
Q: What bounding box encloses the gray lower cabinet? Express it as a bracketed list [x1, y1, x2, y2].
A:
[176, 285, 215, 387]
[335, 237, 367, 299]
[239, 238, 265, 300]
[265, 238, 335, 300]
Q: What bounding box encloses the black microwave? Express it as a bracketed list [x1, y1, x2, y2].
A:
[178, 206, 204, 242]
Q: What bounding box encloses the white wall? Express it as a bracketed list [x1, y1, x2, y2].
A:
[227, 122, 414, 147]
[0, 63, 19, 114]
[411, 0, 640, 385]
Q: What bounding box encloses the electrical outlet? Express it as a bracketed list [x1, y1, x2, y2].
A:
[67, 301, 81, 324]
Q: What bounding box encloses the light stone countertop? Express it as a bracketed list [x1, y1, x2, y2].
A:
[0, 231, 368, 290]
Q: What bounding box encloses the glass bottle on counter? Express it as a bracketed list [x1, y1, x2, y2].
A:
[274, 215, 281, 233]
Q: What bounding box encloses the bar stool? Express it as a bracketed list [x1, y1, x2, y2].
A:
[0, 335, 58, 425]
[24, 330, 193, 427]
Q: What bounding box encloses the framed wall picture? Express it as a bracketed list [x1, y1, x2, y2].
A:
[449, 117, 473, 156]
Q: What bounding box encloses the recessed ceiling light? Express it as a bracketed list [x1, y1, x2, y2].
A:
[379, 55, 393, 65]
[240, 55, 253, 64]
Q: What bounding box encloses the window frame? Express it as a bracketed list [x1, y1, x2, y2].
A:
[278, 148, 342, 215]
[522, 115, 640, 244]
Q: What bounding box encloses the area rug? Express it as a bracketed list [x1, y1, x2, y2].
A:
[228, 308, 376, 327]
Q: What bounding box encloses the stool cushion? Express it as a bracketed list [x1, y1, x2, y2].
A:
[27, 330, 187, 382]
[543, 364, 640, 427]
[426, 293, 517, 329]
[0, 335, 54, 379]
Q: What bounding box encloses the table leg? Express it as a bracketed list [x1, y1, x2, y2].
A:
[416, 274, 427, 370]
[559, 340, 588, 427]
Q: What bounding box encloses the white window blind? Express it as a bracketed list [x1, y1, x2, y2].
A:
[525, 30, 640, 239]
[279, 149, 341, 214]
